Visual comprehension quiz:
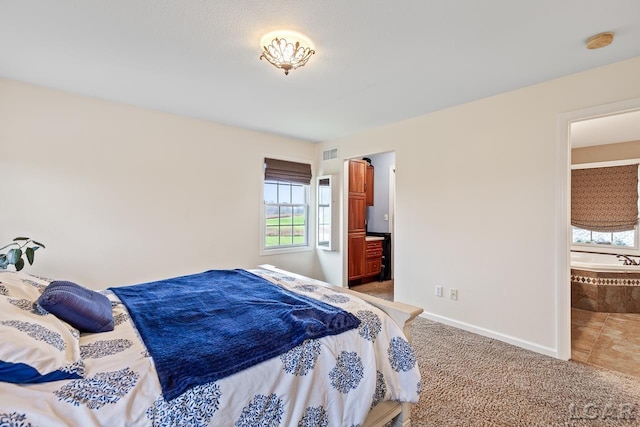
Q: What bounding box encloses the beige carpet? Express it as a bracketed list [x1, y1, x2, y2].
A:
[352, 283, 640, 426]
[350, 280, 394, 301]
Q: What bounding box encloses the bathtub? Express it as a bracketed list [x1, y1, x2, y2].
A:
[570, 251, 640, 313]
[570, 251, 640, 272]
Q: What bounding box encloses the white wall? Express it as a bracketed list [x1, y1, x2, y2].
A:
[316, 56, 640, 357]
[366, 151, 395, 233]
[0, 79, 316, 289]
[5, 55, 640, 358]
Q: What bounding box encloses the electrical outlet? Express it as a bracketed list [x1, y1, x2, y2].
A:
[450, 289, 458, 300]
[435, 285, 443, 297]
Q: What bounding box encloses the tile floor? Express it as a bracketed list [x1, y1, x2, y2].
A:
[571, 308, 640, 378]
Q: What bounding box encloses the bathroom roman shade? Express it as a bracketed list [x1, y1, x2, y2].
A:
[571, 164, 639, 232]
[264, 158, 312, 185]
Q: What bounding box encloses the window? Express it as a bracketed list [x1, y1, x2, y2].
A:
[262, 158, 312, 251]
[317, 178, 331, 247]
[571, 163, 639, 250]
[316, 175, 338, 251]
[572, 227, 636, 248]
[264, 181, 308, 248]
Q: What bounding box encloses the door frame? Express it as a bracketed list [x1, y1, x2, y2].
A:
[342, 152, 397, 286]
[389, 165, 396, 279]
[556, 97, 640, 360]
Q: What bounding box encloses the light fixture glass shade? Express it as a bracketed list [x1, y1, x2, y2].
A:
[260, 30, 315, 75]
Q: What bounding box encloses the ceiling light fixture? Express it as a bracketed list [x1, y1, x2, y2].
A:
[586, 31, 615, 49]
[260, 30, 315, 75]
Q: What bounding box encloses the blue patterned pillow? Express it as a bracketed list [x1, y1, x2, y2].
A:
[0, 272, 84, 384]
[38, 280, 114, 333]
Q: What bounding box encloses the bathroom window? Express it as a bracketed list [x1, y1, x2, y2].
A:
[571, 162, 639, 250]
[572, 227, 636, 248]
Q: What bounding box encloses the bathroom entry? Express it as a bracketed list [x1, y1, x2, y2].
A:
[346, 151, 395, 288]
[569, 109, 640, 377]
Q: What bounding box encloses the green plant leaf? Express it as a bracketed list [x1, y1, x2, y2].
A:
[32, 240, 45, 248]
[15, 258, 25, 271]
[26, 247, 35, 265]
[6, 248, 22, 264]
[13, 237, 29, 241]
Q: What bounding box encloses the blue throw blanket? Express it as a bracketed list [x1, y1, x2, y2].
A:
[110, 269, 360, 400]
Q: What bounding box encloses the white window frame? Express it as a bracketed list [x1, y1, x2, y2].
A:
[316, 175, 338, 251]
[571, 226, 638, 250]
[260, 157, 312, 256]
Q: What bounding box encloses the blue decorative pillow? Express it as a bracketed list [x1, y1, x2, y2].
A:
[38, 280, 114, 333]
[0, 272, 84, 384]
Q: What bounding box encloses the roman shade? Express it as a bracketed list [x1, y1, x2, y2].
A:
[264, 158, 312, 185]
[571, 164, 639, 232]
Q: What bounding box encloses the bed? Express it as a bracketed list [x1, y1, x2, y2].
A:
[0, 264, 422, 427]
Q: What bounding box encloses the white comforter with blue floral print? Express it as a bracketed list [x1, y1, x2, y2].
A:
[0, 268, 421, 427]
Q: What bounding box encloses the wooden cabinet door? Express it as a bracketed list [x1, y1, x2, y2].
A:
[348, 196, 367, 233]
[365, 165, 374, 206]
[348, 159, 369, 282]
[348, 232, 366, 280]
[349, 160, 367, 194]
[365, 240, 383, 276]
[365, 258, 381, 275]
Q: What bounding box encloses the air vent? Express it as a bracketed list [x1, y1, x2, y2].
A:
[322, 147, 338, 161]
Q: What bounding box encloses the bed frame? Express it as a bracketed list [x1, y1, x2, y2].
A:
[258, 265, 423, 427]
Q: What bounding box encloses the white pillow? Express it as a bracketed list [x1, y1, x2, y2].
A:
[0, 271, 84, 383]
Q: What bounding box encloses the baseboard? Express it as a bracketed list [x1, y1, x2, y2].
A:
[420, 311, 558, 358]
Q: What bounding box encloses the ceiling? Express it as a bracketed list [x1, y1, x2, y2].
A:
[571, 110, 640, 148]
[1, 1, 640, 143]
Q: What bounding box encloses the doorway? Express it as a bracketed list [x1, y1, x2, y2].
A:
[569, 110, 640, 377]
[557, 98, 640, 363]
[345, 151, 396, 288]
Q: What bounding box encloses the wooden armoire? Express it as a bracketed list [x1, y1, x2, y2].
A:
[348, 159, 375, 284]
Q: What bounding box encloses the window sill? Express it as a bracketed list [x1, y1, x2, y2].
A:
[260, 246, 313, 256]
